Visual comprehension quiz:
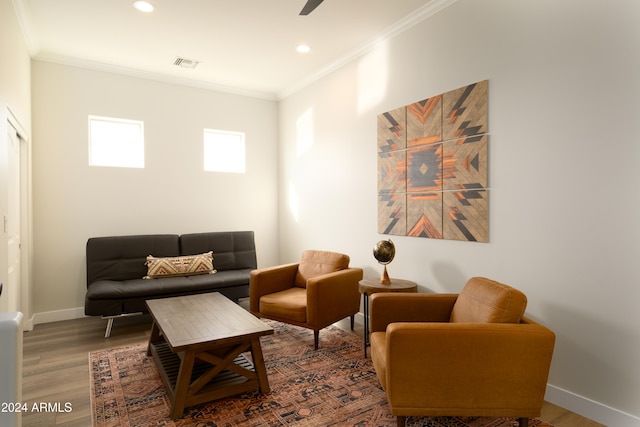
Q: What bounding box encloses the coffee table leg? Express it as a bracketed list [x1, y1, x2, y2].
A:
[147, 321, 161, 356]
[250, 338, 270, 394]
[170, 350, 196, 420]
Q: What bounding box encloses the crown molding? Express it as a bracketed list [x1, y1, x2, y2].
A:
[33, 53, 279, 101]
[11, 0, 39, 56]
[277, 0, 458, 100]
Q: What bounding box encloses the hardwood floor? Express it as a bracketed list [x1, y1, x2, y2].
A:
[21, 307, 605, 427]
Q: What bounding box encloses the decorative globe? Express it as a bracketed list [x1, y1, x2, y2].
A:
[373, 239, 395, 265]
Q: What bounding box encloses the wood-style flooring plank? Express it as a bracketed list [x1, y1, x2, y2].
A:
[22, 315, 152, 427]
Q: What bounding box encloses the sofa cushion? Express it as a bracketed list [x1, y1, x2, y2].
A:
[86, 269, 254, 301]
[450, 277, 527, 323]
[294, 250, 350, 288]
[179, 231, 257, 271]
[87, 277, 192, 300]
[185, 268, 253, 287]
[144, 251, 215, 279]
[86, 234, 180, 283]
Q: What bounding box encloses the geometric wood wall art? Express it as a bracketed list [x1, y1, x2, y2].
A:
[377, 80, 489, 242]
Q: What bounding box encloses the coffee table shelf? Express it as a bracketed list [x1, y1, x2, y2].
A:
[149, 341, 257, 407]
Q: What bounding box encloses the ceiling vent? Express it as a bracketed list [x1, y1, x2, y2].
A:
[173, 57, 200, 69]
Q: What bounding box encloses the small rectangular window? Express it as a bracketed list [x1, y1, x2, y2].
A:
[204, 129, 245, 173]
[89, 115, 144, 168]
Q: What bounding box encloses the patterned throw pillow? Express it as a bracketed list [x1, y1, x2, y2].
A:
[144, 251, 216, 279]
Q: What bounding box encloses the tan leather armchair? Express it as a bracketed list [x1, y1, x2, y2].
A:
[250, 250, 363, 349]
[369, 277, 555, 427]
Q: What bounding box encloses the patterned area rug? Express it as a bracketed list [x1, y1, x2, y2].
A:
[90, 320, 552, 427]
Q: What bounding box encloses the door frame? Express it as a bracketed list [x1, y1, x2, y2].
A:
[3, 106, 33, 330]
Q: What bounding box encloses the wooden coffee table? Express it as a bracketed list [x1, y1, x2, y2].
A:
[146, 292, 274, 419]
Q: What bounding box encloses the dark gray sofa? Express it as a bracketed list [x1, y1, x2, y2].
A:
[85, 231, 256, 337]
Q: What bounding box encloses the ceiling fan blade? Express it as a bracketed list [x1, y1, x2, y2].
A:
[300, 0, 324, 15]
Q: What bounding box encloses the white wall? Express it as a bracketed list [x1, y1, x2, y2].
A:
[31, 61, 280, 318]
[0, 0, 31, 320]
[278, 0, 640, 424]
[0, 0, 31, 127]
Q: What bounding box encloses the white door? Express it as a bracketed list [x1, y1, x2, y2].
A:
[6, 124, 21, 313]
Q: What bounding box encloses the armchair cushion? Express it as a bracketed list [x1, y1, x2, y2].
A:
[259, 287, 307, 323]
[370, 293, 458, 333]
[294, 250, 350, 288]
[450, 277, 527, 323]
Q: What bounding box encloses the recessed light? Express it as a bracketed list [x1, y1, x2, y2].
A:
[133, 1, 154, 12]
[296, 44, 311, 54]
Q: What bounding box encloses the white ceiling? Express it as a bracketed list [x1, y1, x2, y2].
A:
[15, 0, 454, 99]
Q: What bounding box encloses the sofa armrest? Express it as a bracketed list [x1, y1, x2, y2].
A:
[370, 293, 458, 333]
[383, 322, 555, 415]
[306, 268, 364, 328]
[249, 263, 299, 313]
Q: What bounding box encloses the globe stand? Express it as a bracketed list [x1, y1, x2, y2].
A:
[374, 239, 395, 286]
[380, 265, 391, 285]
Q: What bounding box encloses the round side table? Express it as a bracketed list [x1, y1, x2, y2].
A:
[358, 278, 418, 357]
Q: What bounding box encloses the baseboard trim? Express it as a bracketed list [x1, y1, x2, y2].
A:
[546, 384, 640, 427]
[22, 314, 34, 332]
[32, 307, 86, 325]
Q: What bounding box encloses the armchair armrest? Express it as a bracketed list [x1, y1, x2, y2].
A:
[370, 293, 458, 333]
[249, 262, 299, 313]
[384, 322, 555, 416]
[306, 267, 364, 328]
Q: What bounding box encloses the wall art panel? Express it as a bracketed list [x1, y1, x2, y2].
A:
[407, 192, 443, 238]
[376, 80, 489, 242]
[407, 144, 443, 192]
[442, 134, 488, 190]
[443, 188, 488, 242]
[377, 107, 406, 153]
[378, 193, 406, 236]
[407, 96, 442, 146]
[378, 150, 406, 194]
[442, 80, 488, 140]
